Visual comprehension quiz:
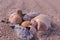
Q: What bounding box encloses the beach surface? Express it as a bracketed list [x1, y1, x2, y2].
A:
[0, 0, 60, 40]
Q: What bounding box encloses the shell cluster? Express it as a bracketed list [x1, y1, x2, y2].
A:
[7, 10, 41, 40]
[4, 10, 51, 40]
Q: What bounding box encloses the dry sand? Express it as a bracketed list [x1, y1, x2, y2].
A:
[0, 0, 60, 40]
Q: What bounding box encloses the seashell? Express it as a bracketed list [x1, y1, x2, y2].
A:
[23, 12, 40, 21]
[21, 21, 31, 28]
[14, 24, 33, 40]
[8, 10, 23, 24]
[31, 14, 51, 31]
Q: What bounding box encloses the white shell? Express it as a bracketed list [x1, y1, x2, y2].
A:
[23, 12, 40, 21]
[31, 14, 51, 31]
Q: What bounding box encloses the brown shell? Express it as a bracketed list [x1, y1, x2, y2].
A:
[21, 21, 31, 28]
[8, 10, 23, 24]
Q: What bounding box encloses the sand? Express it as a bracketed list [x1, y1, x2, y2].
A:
[0, 0, 60, 40]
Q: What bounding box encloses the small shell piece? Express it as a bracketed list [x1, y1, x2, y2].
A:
[8, 10, 23, 24]
[23, 12, 40, 21]
[21, 21, 31, 28]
